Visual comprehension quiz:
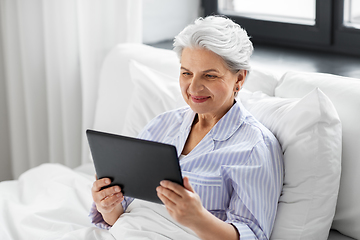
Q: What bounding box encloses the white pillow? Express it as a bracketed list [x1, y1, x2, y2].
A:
[243, 68, 279, 96]
[122, 60, 187, 137]
[275, 72, 360, 240]
[239, 88, 342, 240]
[93, 43, 180, 135]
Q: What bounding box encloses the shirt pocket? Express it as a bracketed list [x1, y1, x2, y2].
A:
[182, 171, 227, 211]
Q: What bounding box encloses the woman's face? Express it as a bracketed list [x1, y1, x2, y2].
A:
[180, 47, 245, 119]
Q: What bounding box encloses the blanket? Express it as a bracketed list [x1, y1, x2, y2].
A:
[0, 163, 200, 240]
[110, 199, 199, 240]
[0, 163, 110, 240]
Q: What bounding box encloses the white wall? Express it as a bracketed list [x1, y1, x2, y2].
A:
[142, 0, 201, 44]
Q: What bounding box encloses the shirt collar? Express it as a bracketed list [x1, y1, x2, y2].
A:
[180, 108, 196, 133]
[210, 101, 245, 141]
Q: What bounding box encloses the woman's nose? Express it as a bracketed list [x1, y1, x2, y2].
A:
[189, 74, 204, 93]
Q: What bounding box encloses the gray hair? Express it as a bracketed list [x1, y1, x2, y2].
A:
[173, 15, 254, 72]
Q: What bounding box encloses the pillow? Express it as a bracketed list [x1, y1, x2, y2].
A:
[122, 60, 187, 137]
[242, 68, 279, 96]
[93, 43, 180, 135]
[238, 88, 342, 240]
[275, 72, 360, 240]
[91, 43, 180, 163]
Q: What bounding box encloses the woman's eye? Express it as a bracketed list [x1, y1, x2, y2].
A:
[182, 72, 191, 76]
[205, 74, 217, 79]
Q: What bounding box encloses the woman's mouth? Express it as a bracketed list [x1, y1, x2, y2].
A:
[190, 95, 210, 103]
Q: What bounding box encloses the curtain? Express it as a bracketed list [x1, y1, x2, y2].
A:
[0, 0, 142, 180]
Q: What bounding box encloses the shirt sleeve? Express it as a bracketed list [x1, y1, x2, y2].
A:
[89, 202, 111, 230]
[223, 141, 283, 240]
[88, 196, 134, 229]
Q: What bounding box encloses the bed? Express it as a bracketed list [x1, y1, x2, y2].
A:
[1, 43, 359, 240]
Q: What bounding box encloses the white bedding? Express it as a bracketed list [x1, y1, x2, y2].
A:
[0, 162, 354, 240]
[0, 163, 199, 240]
[0, 163, 107, 240]
[109, 199, 198, 240]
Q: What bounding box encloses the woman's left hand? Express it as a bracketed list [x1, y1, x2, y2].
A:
[156, 176, 207, 228]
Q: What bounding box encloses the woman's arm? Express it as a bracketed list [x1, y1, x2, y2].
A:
[156, 177, 239, 240]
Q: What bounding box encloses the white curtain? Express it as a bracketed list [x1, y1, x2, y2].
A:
[0, 0, 142, 180]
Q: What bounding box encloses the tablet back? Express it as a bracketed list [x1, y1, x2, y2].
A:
[86, 129, 183, 204]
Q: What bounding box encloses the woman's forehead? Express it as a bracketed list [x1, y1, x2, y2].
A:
[180, 48, 228, 71]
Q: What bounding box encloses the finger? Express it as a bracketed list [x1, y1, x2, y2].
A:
[160, 180, 186, 196]
[157, 191, 176, 209]
[156, 185, 182, 204]
[102, 192, 124, 206]
[101, 185, 122, 199]
[183, 176, 194, 193]
[99, 193, 124, 210]
[92, 178, 112, 192]
[95, 185, 122, 202]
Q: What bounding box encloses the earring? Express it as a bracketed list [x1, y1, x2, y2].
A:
[236, 87, 239, 91]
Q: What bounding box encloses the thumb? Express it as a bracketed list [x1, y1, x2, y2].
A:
[183, 176, 194, 193]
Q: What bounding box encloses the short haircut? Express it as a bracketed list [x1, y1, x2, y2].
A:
[173, 15, 253, 72]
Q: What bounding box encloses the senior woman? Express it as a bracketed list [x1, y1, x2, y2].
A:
[90, 16, 284, 240]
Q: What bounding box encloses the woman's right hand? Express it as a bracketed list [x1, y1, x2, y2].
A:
[91, 176, 124, 225]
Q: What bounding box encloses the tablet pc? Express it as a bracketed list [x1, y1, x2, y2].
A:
[86, 129, 183, 204]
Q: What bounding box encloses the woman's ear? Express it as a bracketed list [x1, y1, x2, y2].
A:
[238, 70, 247, 86]
[235, 70, 247, 91]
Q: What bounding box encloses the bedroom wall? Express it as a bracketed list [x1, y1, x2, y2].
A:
[142, 0, 201, 44]
[0, 21, 12, 181]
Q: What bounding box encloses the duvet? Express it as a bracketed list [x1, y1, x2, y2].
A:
[0, 164, 199, 240]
